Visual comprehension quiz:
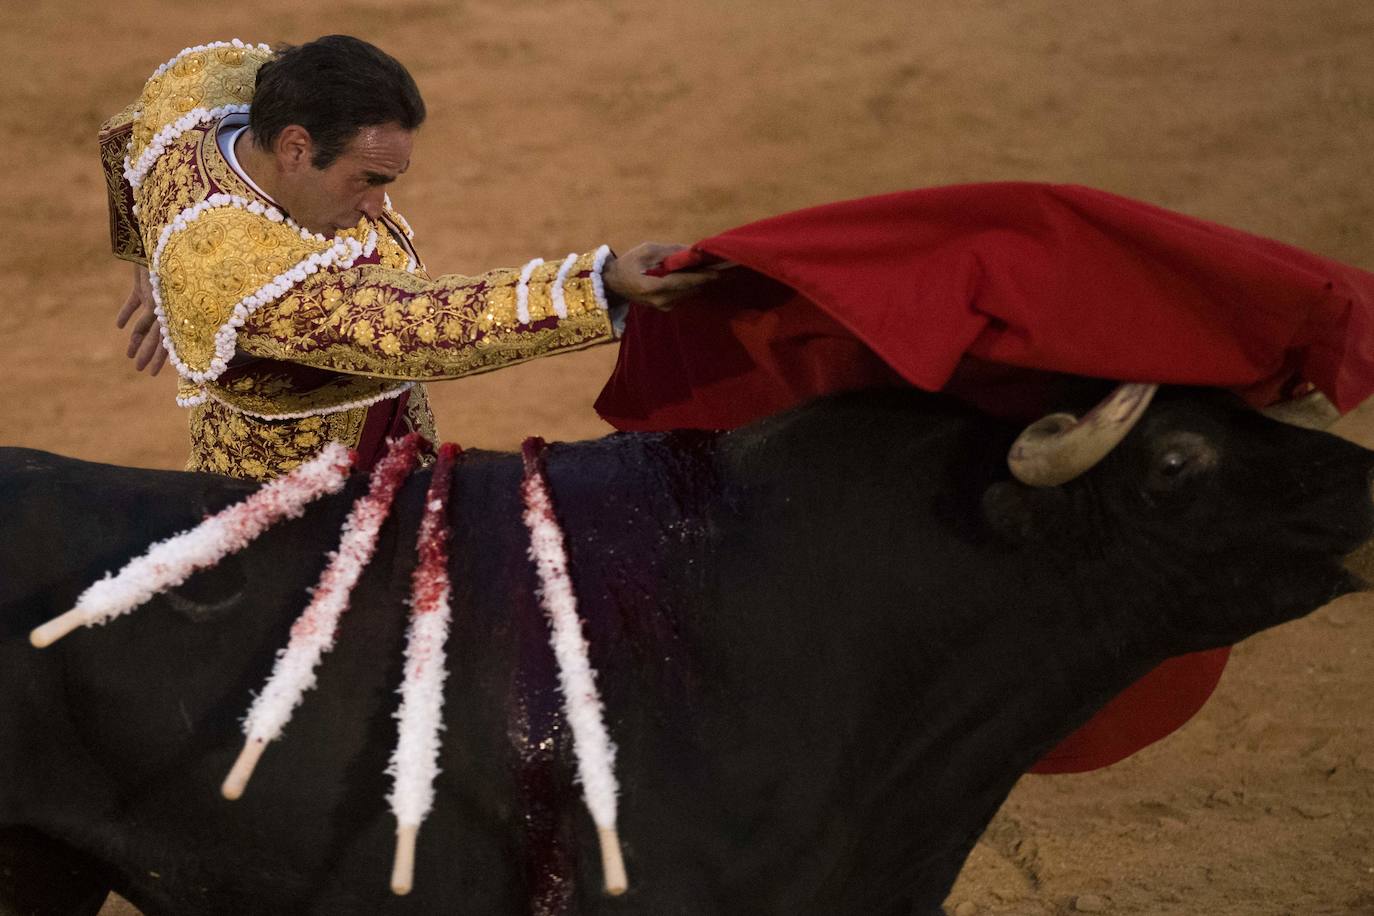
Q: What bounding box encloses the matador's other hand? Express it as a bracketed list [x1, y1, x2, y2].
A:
[116, 263, 168, 376]
[602, 242, 725, 312]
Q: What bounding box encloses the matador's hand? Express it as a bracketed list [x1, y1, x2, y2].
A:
[602, 242, 725, 312]
[116, 263, 168, 376]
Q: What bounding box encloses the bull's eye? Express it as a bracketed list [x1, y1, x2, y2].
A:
[1145, 431, 1218, 495]
[1159, 450, 1190, 477]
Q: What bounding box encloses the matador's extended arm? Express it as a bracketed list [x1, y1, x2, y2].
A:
[233, 251, 615, 380]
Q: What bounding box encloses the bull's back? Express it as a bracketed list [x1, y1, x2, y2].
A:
[0, 447, 571, 913]
[1, 450, 392, 910]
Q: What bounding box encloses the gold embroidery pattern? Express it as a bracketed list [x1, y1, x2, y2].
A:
[99, 103, 146, 264]
[157, 206, 331, 372]
[208, 364, 411, 417]
[384, 205, 415, 240]
[188, 399, 368, 481]
[376, 226, 414, 272]
[177, 377, 205, 404]
[383, 207, 425, 273]
[135, 130, 212, 254]
[130, 45, 269, 160]
[234, 253, 614, 380]
[403, 385, 439, 443]
[99, 100, 142, 138]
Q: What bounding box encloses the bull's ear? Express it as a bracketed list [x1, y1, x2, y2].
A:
[982, 481, 1035, 544]
[199, 479, 256, 519]
[164, 552, 246, 624]
[159, 479, 255, 623]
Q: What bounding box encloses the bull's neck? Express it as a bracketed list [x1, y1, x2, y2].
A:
[531, 428, 724, 625]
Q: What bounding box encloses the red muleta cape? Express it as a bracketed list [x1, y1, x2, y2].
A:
[595, 182, 1374, 774]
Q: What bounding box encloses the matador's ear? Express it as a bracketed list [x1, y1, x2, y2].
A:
[273, 124, 315, 171]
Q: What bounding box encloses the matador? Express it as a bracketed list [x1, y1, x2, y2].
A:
[100, 36, 714, 480]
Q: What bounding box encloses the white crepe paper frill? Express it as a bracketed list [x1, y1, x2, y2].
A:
[520, 438, 627, 894]
[240, 435, 421, 746]
[387, 443, 459, 829]
[385, 444, 461, 895]
[30, 443, 353, 648]
[389, 599, 450, 817]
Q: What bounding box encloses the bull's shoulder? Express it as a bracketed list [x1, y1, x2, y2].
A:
[0, 448, 260, 526]
[0, 447, 75, 476]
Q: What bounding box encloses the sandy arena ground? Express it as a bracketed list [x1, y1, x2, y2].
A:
[2, 1, 1372, 913]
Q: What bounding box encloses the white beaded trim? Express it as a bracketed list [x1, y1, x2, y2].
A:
[125, 104, 251, 190]
[177, 387, 210, 408]
[149, 194, 377, 385]
[515, 257, 545, 325]
[550, 253, 579, 319]
[590, 244, 612, 311]
[205, 382, 413, 420]
[148, 39, 271, 82]
[383, 194, 415, 239]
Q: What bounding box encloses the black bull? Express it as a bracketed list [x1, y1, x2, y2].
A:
[1, 387, 1371, 916]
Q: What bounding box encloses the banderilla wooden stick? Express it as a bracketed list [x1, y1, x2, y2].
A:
[30, 610, 88, 649]
[221, 737, 267, 800]
[599, 826, 628, 896]
[391, 825, 418, 895]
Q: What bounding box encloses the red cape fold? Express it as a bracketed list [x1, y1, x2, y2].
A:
[595, 182, 1374, 774]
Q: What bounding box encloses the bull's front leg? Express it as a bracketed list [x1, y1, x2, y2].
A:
[0, 825, 110, 916]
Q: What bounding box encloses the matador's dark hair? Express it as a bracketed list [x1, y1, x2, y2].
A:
[249, 35, 426, 169]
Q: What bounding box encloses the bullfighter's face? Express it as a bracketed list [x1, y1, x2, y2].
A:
[276, 122, 414, 236]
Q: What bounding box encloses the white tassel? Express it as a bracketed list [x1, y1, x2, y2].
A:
[590, 244, 613, 312]
[550, 252, 578, 319]
[515, 258, 544, 325]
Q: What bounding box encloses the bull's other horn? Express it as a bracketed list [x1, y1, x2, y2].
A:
[1008, 383, 1159, 487]
[1260, 390, 1340, 431]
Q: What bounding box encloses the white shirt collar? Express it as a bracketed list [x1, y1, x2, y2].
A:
[216, 112, 278, 206]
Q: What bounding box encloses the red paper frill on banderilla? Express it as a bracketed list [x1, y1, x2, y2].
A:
[594, 182, 1374, 774]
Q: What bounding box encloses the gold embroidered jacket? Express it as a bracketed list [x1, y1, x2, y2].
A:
[100, 41, 616, 481]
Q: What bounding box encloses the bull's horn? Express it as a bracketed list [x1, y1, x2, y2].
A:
[1008, 383, 1159, 487]
[1261, 390, 1339, 431]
